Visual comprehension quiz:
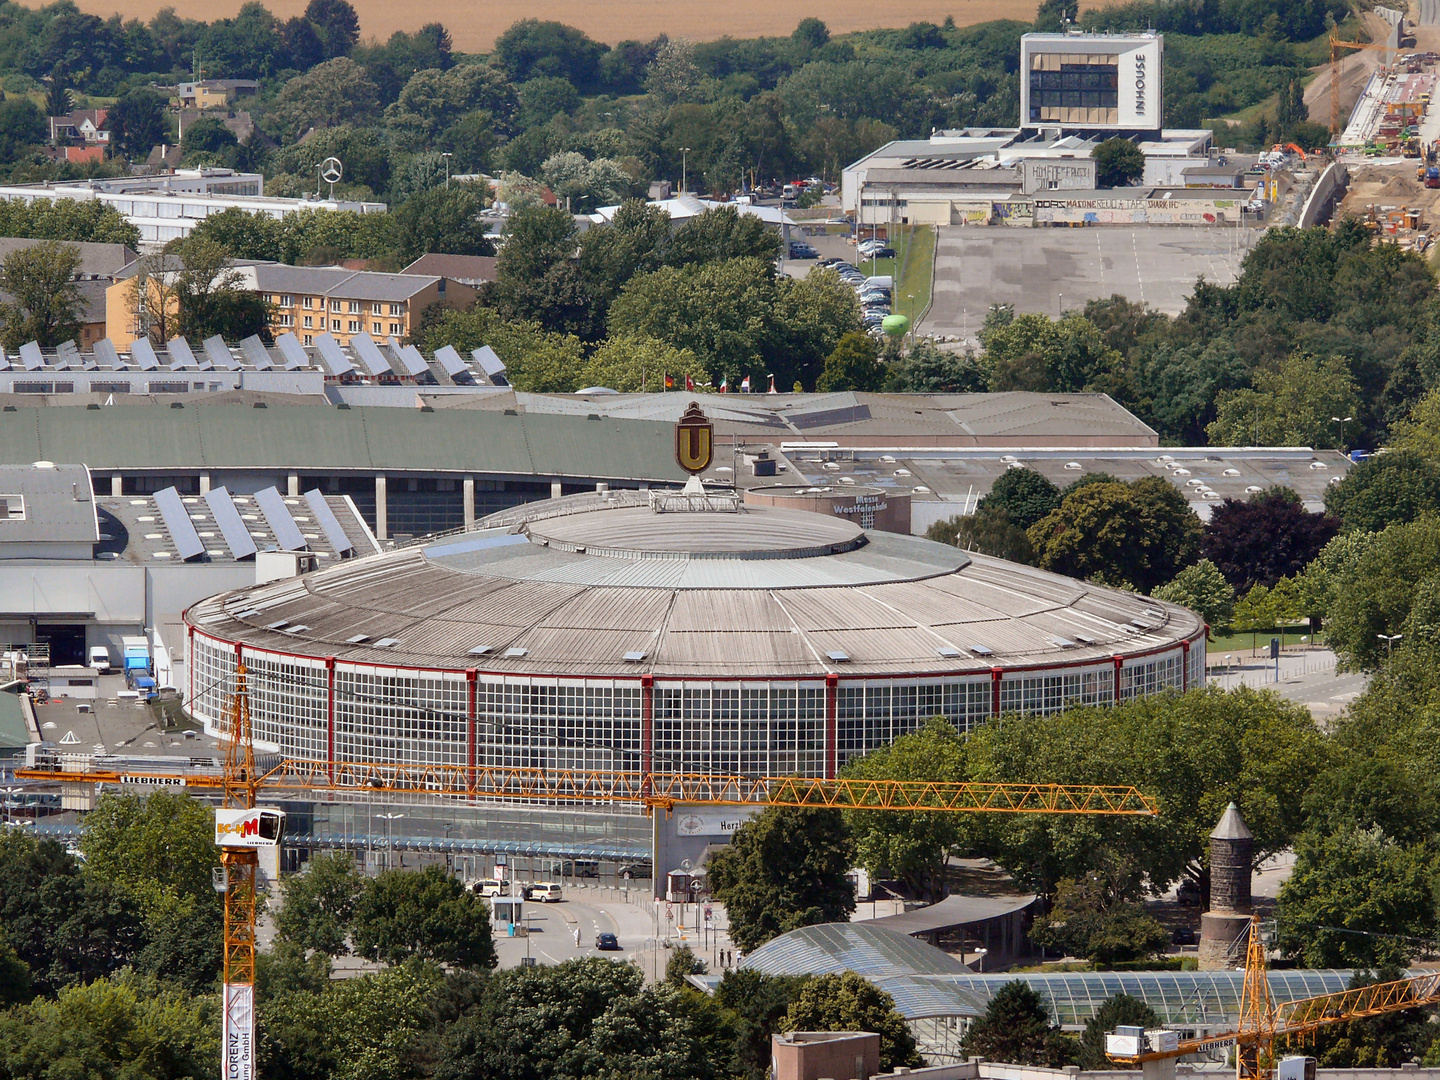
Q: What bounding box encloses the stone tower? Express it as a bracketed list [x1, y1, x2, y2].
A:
[1198, 802, 1253, 971]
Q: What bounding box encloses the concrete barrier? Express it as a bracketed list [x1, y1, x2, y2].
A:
[1298, 162, 1348, 229]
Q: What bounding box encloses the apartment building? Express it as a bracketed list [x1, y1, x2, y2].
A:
[246, 265, 477, 348]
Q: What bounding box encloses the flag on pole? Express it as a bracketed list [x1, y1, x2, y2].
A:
[664, 373, 674, 390]
[740, 375, 751, 392]
[685, 374, 694, 391]
[767, 375, 777, 394]
[719, 376, 728, 393]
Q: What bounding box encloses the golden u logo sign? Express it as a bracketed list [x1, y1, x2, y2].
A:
[675, 401, 713, 475]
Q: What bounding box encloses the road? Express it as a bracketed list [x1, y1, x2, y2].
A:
[1207, 649, 1368, 722]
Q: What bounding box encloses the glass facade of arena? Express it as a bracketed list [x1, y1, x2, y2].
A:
[188, 630, 1205, 778]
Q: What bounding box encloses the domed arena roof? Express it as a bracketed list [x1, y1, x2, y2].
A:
[186, 490, 1203, 678]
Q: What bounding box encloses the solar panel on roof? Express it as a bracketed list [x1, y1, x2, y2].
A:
[254, 486, 307, 551]
[238, 336, 272, 370]
[434, 344, 468, 380]
[314, 333, 355, 377]
[275, 333, 309, 369]
[203, 335, 239, 370]
[0, 348, 10, 372]
[153, 486, 206, 561]
[387, 336, 428, 377]
[131, 338, 160, 370]
[349, 332, 390, 377]
[19, 342, 42, 370]
[93, 339, 121, 369]
[168, 336, 202, 370]
[472, 345, 506, 377]
[204, 486, 258, 560]
[304, 489, 354, 556]
[55, 341, 80, 369]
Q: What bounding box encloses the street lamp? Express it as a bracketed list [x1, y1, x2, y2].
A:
[1378, 633, 1402, 660]
[377, 812, 404, 871]
[680, 147, 691, 195]
[441, 151, 452, 186]
[1332, 415, 1352, 450]
[0, 786, 20, 825]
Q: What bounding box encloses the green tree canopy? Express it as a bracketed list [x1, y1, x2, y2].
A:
[1092, 137, 1145, 187]
[81, 790, 215, 906]
[981, 312, 1123, 393]
[1078, 994, 1161, 1070]
[782, 972, 923, 1072]
[927, 505, 1034, 563]
[1026, 476, 1202, 594]
[978, 467, 1061, 531]
[706, 806, 855, 952]
[0, 239, 82, 350]
[816, 330, 884, 391]
[665, 206, 782, 267]
[275, 851, 364, 956]
[1322, 515, 1440, 669]
[1324, 450, 1440, 533]
[1152, 558, 1236, 631]
[351, 865, 497, 969]
[1031, 872, 1172, 963]
[1207, 351, 1361, 448]
[961, 980, 1074, 1067]
[106, 88, 166, 158]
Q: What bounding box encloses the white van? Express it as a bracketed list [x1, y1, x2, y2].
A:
[528, 882, 564, 903]
[472, 878, 504, 897]
[88, 646, 112, 673]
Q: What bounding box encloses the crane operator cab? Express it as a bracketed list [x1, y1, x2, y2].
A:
[214, 807, 286, 848]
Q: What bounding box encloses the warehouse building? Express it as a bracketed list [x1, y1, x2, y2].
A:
[180, 487, 1205, 859]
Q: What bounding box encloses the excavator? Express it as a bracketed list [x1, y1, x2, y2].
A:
[17, 664, 1159, 1080]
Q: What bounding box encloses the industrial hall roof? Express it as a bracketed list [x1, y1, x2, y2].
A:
[186, 489, 1202, 678]
[0, 404, 690, 482]
[0, 462, 99, 544]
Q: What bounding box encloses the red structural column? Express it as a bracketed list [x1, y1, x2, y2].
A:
[466, 669, 478, 795]
[325, 658, 336, 782]
[1181, 639, 1190, 691]
[1113, 655, 1123, 701]
[990, 667, 1002, 717]
[641, 675, 654, 792]
[825, 673, 839, 779]
[186, 625, 194, 715]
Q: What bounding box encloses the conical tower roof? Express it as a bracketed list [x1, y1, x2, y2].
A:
[1210, 801, 1252, 841]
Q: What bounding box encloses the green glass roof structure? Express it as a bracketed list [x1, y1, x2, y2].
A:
[741, 924, 1363, 1026]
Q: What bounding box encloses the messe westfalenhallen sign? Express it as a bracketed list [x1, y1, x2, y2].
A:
[224, 983, 255, 1080]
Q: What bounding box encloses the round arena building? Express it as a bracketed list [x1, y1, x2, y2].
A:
[185, 489, 1206, 798]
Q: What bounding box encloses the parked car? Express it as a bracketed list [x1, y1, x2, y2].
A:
[788, 242, 819, 259]
[864, 246, 897, 259]
[472, 878, 504, 897]
[596, 932, 621, 950]
[526, 882, 564, 902]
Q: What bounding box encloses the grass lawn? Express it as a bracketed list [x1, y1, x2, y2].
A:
[1206, 627, 1320, 659]
[850, 226, 936, 325]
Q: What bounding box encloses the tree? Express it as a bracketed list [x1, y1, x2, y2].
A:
[82, 791, 216, 905]
[961, 980, 1074, 1067]
[841, 718, 967, 901]
[928, 505, 1034, 563]
[1030, 873, 1172, 963]
[1027, 477, 1202, 594]
[0, 240, 82, 350]
[884, 340, 988, 392]
[351, 866, 497, 968]
[0, 975, 217, 1080]
[105, 89, 166, 158]
[816, 330, 884, 391]
[1202, 488, 1340, 591]
[395, 182, 494, 261]
[666, 945, 707, 986]
[782, 972, 923, 1072]
[492, 19, 607, 88]
[540, 152, 636, 212]
[0, 931, 29, 1008]
[1092, 137, 1144, 187]
[267, 57, 381, 140]
[304, 0, 360, 58]
[715, 969, 809, 1080]
[578, 333, 707, 391]
[169, 236, 273, 342]
[979, 467, 1061, 531]
[1207, 351, 1360, 449]
[1324, 450, 1440, 533]
[1322, 515, 1440, 669]
[1078, 995, 1161, 1070]
[180, 117, 237, 163]
[665, 206, 781, 267]
[415, 305, 585, 392]
[706, 806, 855, 953]
[276, 851, 364, 956]
[0, 99, 47, 163]
[1277, 825, 1438, 968]
[1152, 559, 1236, 631]
[44, 69, 70, 122]
[981, 313, 1123, 393]
[431, 958, 723, 1080]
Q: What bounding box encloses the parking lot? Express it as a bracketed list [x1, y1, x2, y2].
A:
[921, 226, 1251, 342]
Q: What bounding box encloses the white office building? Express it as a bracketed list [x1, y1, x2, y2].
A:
[1021, 31, 1164, 134]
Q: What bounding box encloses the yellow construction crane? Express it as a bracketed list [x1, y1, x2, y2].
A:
[1330, 36, 1399, 136]
[1107, 915, 1440, 1079]
[18, 663, 1157, 1080]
